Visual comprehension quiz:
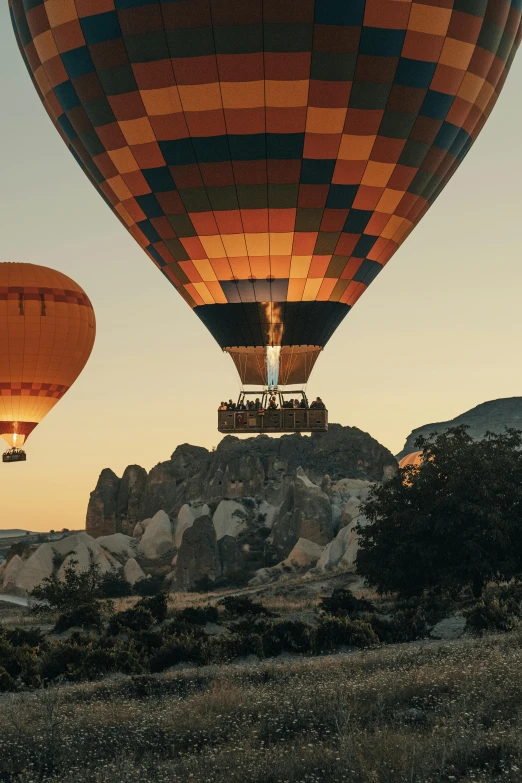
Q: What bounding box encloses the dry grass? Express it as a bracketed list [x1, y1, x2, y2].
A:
[2, 631, 522, 782]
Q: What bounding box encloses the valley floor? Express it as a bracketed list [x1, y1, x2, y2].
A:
[1, 623, 522, 783]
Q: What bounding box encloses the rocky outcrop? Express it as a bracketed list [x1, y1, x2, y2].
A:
[316, 513, 371, 572]
[2, 554, 24, 589]
[213, 500, 248, 540]
[86, 424, 396, 538]
[124, 558, 146, 585]
[13, 543, 54, 593]
[397, 397, 522, 460]
[271, 468, 333, 558]
[138, 511, 174, 560]
[174, 502, 211, 549]
[86, 465, 148, 538]
[96, 533, 137, 560]
[172, 515, 220, 590]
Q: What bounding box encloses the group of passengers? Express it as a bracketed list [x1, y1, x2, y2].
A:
[218, 396, 326, 412]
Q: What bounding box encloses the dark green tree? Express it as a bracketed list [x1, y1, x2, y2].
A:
[356, 426, 522, 598]
[31, 559, 102, 613]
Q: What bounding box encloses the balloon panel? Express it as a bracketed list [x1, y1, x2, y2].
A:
[0, 264, 96, 447]
[9, 0, 521, 365]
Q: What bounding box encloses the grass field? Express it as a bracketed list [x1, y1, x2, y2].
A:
[2, 623, 522, 783]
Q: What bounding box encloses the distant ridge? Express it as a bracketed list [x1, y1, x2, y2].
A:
[397, 397, 522, 460]
[0, 529, 29, 539]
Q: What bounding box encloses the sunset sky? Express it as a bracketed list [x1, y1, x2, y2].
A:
[1, 5, 522, 533]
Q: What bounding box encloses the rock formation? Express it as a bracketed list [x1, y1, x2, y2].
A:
[271, 468, 333, 557]
[138, 511, 174, 560]
[87, 424, 396, 537]
[172, 515, 220, 590]
[397, 397, 522, 460]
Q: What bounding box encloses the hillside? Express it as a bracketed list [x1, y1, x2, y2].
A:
[397, 397, 522, 459]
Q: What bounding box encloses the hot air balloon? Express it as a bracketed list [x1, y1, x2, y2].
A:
[398, 450, 424, 469]
[0, 263, 95, 462]
[9, 0, 520, 435]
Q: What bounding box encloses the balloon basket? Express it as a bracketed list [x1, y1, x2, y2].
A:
[3, 448, 27, 463]
[218, 389, 328, 435]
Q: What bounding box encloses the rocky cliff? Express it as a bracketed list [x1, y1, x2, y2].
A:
[87, 424, 397, 539]
[397, 397, 522, 460]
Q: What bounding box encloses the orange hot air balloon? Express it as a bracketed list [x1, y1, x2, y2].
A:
[398, 450, 424, 469]
[0, 263, 95, 462]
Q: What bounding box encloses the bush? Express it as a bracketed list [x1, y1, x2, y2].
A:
[319, 587, 374, 617]
[150, 634, 206, 672]
[191, 574, 215, 593]
[465, 597, 516, 635]
[369, 606, 429, 644]
[30, 559, 102, 613]
[178, 606, 219, 625]
[0, 635, 40, 691]
[212, 631, 264, 662]
[100, 572, 132, 598]
[262, 620, 314, 656]
[5, 627, 46, 648]
[315, 617, 378, 652]
[108, 607, 155, 635]
[53, 603, 103, 634]
[133, 575, 164, 596]
[135, 592, 168, 623]
[221, 595, 269, 617]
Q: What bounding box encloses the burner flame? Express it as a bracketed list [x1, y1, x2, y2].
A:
[266, 346, 281, 388]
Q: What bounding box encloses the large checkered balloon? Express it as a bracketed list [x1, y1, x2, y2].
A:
[10, 0, 521, 385]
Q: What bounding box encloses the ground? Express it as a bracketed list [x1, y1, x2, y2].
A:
[1, 576, 522, 783]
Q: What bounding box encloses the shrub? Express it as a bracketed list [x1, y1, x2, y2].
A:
[135, 592, 168, 623]
[0, 636, 40, 691]
[108, 607, 155, 635]
[178, 605, 219, 625]
[369, 606, 429, 644]
[100, 571, 132, 598]
[30, 559, 102, 613]
[53, 603, 103, 634]
[319, 587, 375, 617]
[5, 627, 46, 648]
[262, 620, 314, 657]
[150, 635, 206, 672]
[212, 631, 264, 662]
[465, 597, 516, 635]
[191, 575, 215, 593]
[221, 595, 269, 617]
[315, 617, 378, 652]
[133, 575, 164, 596]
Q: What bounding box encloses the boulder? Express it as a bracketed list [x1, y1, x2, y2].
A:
[124, 558, 146, 585]
[284, 538, 324, 569]
[52, 532, 97, 557]
[172, 515, 220, 590]
[430, 616, 467, 640]
[271, 467, 333, 558]
[316, 514, 370, 571]
[174, 502, 210, 549]
[138, 510, 174, 559]
[97, 533, 137, 560]
[14, 543, 54, 593]
[213, 500, 248, 540]
[57, 542, 117, 581]
[2, 554, 24, 588]
[132, 518, 151, 538]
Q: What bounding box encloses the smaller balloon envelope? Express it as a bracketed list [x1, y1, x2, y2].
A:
[0, 263, 96, 459]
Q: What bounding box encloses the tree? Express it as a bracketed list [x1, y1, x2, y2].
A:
[356, 426, 522, 598]
[31, 559, 102, 613]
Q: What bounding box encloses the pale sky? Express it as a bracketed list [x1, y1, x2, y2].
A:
[1, 6, 521, 532]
